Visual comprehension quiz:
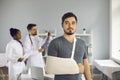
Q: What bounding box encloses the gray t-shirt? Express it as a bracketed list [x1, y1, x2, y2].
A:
[48, 36, 88, 80]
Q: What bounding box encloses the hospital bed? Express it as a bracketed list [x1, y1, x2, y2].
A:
[94, 59, 120, 79]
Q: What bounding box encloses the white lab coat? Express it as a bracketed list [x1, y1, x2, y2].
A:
[24, 35, 45, 68]
[6, 39, 25, 80]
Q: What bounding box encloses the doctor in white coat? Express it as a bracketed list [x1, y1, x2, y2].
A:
[6, 28, 26, 80]
[24, 23, 50, 68]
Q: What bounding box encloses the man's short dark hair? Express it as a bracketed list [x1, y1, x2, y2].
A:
[62, 12, 77, 24]
[27, 23, 36, 30]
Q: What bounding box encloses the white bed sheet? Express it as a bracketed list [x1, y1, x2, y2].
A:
[94, 60, 120, 79]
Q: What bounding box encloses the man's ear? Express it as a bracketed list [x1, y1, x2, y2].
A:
[28, 30, 31, 34]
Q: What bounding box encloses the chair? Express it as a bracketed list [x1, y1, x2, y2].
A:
[31, 66, 44, 80]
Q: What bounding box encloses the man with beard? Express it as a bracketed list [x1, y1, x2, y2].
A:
[48, 12, 91, 80]
[24, 23, 50, 68]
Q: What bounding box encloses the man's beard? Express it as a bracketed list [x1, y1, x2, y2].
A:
[65, 32, 74, 35]
[32, 33, 37, 36]
[64, 30, 74, 35]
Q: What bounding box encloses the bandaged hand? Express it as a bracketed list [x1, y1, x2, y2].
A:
[78, 63, 84, 74]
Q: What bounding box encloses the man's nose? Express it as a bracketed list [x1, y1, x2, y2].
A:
[68, 23, 72, 27]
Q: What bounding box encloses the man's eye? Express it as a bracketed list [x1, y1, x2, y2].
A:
[72, 22, 76, 25]
[65, 22, 69, 24]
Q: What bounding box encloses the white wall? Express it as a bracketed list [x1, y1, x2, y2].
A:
[0, 0, 110, 59]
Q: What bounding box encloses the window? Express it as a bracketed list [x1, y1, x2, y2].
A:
[111, 0, 120, 63]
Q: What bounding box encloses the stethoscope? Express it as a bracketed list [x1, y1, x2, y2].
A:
[29, 34, 33, 45]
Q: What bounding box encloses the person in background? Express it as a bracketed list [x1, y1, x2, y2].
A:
[6, 28, 26, 80]
[24, 23, 51, 68]
[48, 12, 91, 80]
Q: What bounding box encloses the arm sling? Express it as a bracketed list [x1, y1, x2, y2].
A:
[45, 38, 79, 75]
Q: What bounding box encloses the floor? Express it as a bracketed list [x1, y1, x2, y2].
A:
[0, 66, 8, 80]
[0, 66, 105, 80]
